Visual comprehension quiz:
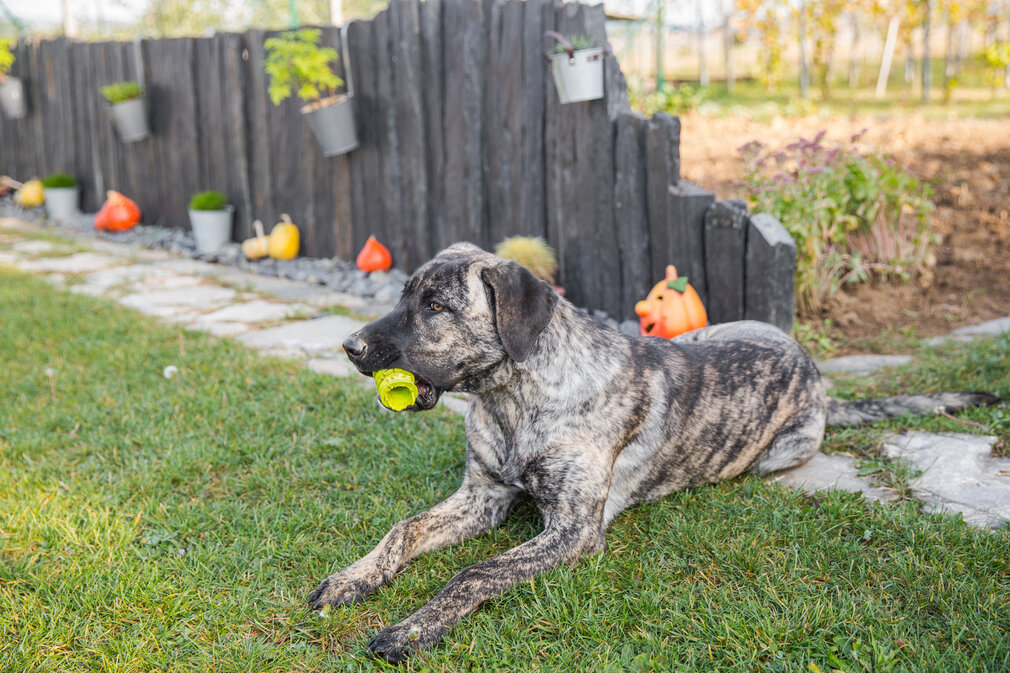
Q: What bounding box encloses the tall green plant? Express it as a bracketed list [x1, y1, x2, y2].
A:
[739, 131, 937, 316]
[263, 29, 343, 106]
[0, 37, 15, 79]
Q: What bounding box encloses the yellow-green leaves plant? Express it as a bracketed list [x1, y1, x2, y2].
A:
[0, 37, 15, 79]
[263, 29, 343, 106]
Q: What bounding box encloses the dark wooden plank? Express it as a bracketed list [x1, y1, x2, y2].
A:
[390, 0, 428, 270]
[345, 19, 384, 262]
[370, 9, 404, 263]
[440, 0, 467, 249]
[243, 29, 274, 227]
[420, 0, 446, 254]
[663, 180, 714, 307]
[613, 110, 651, 319]
[71, 41, 103, 211]
[220, 33, 253, 240]
[703, 199, 748, 323]
[519, 0, 546, 240]
[485, 0, 525, 248]
[745, 212, 796, 333]
[644, 112, 681, 283]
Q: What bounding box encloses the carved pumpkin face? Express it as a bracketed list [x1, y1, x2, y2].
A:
[634, 265, 708, 339]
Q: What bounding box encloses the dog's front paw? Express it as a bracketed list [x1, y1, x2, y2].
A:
[368, 620, 446, 664]
[307, 570, 380, 609]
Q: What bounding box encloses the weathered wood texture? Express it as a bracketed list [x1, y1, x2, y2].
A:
[0, 0, 794, 324]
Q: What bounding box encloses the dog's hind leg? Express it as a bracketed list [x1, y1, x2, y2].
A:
[307, 478, 519, 610]
[749, 407, 827, 475]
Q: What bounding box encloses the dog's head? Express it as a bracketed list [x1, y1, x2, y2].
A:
[343, 242, 559, 411]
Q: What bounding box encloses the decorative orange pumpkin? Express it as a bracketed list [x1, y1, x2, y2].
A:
[634, 265, 707, 338]
[94, 190, 140, 232]
[356, 235, 392, 272]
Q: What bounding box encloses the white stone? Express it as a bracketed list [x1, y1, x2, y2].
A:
[952, 317, 1010, 337]
[237, 314, 365, 355]
[307, 358, 358, 378]
[0, 252, 19, 265]
[197, 300, 311, 324]
[118, 285, 236, 315]
[771, 452, 896, 502]
[185, 321, 249, 337]
[18, 252, 124, 274]
[11, 239, 58, 254]
[131, 274, 206, 290]
[881, 432, 1010, 529]
[817, 354, 914, 375]
[78, 264, 174, 292]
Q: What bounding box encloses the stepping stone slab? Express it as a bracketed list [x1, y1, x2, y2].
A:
[952, 316, 1010, 337]
[817, 354, 914, 375]
[881, 432, 1010, 529]
[18, 252, 123, 274]
[197, 300, 312, 324]
[118, 285, 236, 316]
[307, 358, 359, 378]
[185, 321, 249, 337]
[0, 252, 19, 265]
[771, 451, 896, 503]
[78, 264, 174, 292]
[237, 314, 366, 355]
[11, 239, 59, 254]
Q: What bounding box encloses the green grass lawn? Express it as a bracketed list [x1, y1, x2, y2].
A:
[1, 268, 1009, 672]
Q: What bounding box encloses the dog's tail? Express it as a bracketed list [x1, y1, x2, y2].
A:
[825, 392, 1001, 428]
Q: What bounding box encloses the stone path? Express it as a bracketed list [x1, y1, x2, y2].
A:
[1, 216, 1007, 528]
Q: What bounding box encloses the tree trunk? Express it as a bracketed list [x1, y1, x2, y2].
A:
[922, 0, 932, 103]
[697, 0, 708, 87]
[798, 1, 809, 98]
[724, 2, 734, 94]
[848, 12, 860, 89]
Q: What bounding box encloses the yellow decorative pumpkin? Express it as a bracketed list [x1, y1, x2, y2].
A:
[15, 179, 45, 208]
[268, 213, 299, 260]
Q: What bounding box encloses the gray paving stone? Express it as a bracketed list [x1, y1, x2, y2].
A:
[185, 321, 250, 337]
[11, 239, 59, 254]
[0, 252, 19, 265]
[817, 354, 914, 375]
[951, 317, 1010, 337]
[197, 300, 312, 324]
[78, 264, 174, 292]
[771, 452, 897, 502]
[881, 432, 1010, 529]
[307, 357, 359, 378]
[237, 314, 366, 354]
[18, 252, 124, 274]
[118, 285, 236, 315]
[924, 334, 979, 347]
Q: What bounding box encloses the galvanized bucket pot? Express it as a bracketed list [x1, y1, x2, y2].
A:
[189, 205, 234, 254]
[45, 187, 79, 220]
[303, 95, 358, 157]
[0, 77, 28, 119]
[110, 98, 150, 142]
[550, 48, 605, 104]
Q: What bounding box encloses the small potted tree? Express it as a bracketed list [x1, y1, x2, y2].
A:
[188, 190, 234, 254]
[100, 80, 149, 142]
[42, 173, 79, 220]
[545, 32, 606, 104]
[0, 37, 27, 120]
[264, 29, 357, 157]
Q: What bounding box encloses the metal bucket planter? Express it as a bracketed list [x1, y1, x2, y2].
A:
[45, 187, 78, 220]
[189, 205, 234, 254]
[550, 48, 605, 104]
[303, 95, 358, 157]
[110, 98, 150, 142]
[0, 77, 27, 119]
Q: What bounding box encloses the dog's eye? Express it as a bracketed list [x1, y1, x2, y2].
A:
[429, 302, 444, 312]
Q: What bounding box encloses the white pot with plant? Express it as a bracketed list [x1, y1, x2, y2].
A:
[264, 28, 358, 157]
[545, 32, 606, 104]
[188, 190, 234, 254]
[101, 80, 149, 142]
[0, 37, 27, 120]
[42, 173, 79, 219]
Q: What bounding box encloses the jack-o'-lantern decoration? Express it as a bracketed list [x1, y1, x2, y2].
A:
[634, 265, 707, 338]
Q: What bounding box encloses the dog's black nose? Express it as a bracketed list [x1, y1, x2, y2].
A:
[343, 335, 368, 360]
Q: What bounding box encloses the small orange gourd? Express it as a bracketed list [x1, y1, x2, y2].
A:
[94, 190, 141, 232]
[356, 235, 392, 272]
[635, 265, 707, 338]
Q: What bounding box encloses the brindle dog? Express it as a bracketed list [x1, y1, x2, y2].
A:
[309, 243, 998, 663]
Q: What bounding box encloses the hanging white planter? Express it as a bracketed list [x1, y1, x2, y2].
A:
[545, 32, 606, 104]
[109, 98, 150, 143]
[303, 94, 358, 157]
[0, 76, 27, 119]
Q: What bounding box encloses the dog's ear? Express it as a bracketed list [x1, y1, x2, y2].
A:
[480, 261, 558, 363]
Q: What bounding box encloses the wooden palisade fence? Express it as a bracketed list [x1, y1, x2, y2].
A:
[0, 0, 795, 330]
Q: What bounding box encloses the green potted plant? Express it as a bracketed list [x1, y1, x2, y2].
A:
[545, 32, 606, 104]
[264, 29, 357, 157]
[0, 37, 27, 120]
[188, 190, 233, 254]
[41, 173, 79, 220]
[100, 80, 149, 142]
